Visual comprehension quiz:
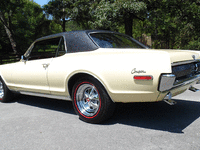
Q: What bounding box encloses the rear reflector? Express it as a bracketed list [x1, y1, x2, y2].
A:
[134, 76, 153, 80]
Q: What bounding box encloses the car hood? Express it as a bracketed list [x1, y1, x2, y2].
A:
[155, 49, 200, 64]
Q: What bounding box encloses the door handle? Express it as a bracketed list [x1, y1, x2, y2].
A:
[42, 63, 50, 69]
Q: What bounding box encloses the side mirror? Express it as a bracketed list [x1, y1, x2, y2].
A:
[21, 55, 26, 62]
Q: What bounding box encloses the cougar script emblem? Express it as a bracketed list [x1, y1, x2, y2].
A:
[131, 68, 146, 74]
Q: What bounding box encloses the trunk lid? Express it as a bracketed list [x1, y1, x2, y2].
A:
[155, 49, 200, 64]
[96, 48, 200, 64]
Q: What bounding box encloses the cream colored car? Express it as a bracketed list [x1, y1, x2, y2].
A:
[0, 30, 200, 123]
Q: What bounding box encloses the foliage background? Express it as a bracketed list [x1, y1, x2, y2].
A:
[0, 0, 200, 57]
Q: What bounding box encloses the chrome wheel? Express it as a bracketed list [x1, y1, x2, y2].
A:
[0, 81, 4, 100]
[72, 78, 115, 123]
[75, 83, 101, 117]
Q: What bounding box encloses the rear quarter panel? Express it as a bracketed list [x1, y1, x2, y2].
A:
[48, 48, 172, 103]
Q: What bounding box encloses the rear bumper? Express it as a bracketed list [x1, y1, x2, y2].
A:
[172, 74, 200, 88]
[157, 74, 200, 101]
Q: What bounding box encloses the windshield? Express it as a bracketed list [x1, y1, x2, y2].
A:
[90, 33, 145, 49]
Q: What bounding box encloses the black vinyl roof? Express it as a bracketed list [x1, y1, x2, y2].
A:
[35, 30, 148, 53]
[36, 30, 116, 53]
[65, 30, 99, 53]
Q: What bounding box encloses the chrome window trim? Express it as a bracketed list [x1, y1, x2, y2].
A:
[55, 36, 67, 57]
[23, 35, 67, 59]
[63, 35, 67, 53]
[87, 31, 149, 49]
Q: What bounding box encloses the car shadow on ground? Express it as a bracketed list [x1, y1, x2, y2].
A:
[16, 95, 76, 115]
[107, 99, 200, 133]
[16, 95, 200, 133]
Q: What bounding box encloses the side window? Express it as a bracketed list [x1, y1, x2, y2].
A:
[56, 37, 66, 57]
[28, 37, 61, 60]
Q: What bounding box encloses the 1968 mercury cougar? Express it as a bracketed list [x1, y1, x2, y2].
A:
[0, 30, 200, 123]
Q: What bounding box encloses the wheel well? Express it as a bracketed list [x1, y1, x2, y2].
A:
[68, 73, 97, 98]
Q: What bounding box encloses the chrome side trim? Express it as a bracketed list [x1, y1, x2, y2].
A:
[19, 91, 72, 101]
[171, 59, 200, 66]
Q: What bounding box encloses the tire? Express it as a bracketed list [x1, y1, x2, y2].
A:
[72, 78, 115, 123]
[0, 77, 14, 103]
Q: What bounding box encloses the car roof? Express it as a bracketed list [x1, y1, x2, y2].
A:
[35, 30, 118, 53]
[35, 30, 148, 53]
[35, 30, 117, 41]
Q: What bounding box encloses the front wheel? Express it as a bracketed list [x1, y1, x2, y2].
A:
[0, 77, 14, 103]
[72, 78, 115, 123]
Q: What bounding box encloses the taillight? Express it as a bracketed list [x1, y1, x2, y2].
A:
[134, 76, 153, 80]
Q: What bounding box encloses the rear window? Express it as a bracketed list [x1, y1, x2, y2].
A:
[90, 33, 144, 48]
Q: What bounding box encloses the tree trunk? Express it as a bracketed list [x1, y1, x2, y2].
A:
[0, 12, 18, 54]
[62, 18, 66, 32]
[3, 25, 17, 54]
[124, 15, 133, 37]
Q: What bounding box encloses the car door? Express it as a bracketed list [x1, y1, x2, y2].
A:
[12, 37, 62, 94]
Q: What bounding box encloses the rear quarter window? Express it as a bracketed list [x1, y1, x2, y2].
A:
[90, 33, 144, 49]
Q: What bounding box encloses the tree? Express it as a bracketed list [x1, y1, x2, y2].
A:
[144, 0, 200, 49]
[0, 22, 12, 53]
[70, 0, 98, 29]
[43, 0, 74, 32]
[0, 0, 24, 54]
[0, 0, 62, 55]
[89, 0, 147, 37]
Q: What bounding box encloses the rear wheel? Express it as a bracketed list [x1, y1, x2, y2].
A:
[72, 78, 115, 123]
[0, 77, 14, 103]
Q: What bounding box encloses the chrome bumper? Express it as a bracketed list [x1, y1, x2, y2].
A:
[159, 74, 200, 92]
[172, 74, 200, 89]
[161, 75, 200, 105]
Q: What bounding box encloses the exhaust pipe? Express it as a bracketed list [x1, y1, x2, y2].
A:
[189, 86, 199, 92]
[163, 92, 177, 105]
[196, 79, 200, 84]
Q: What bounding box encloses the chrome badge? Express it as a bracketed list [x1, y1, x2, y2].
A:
[131, 68, 146, 74]
[192, 55, 196, 60]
